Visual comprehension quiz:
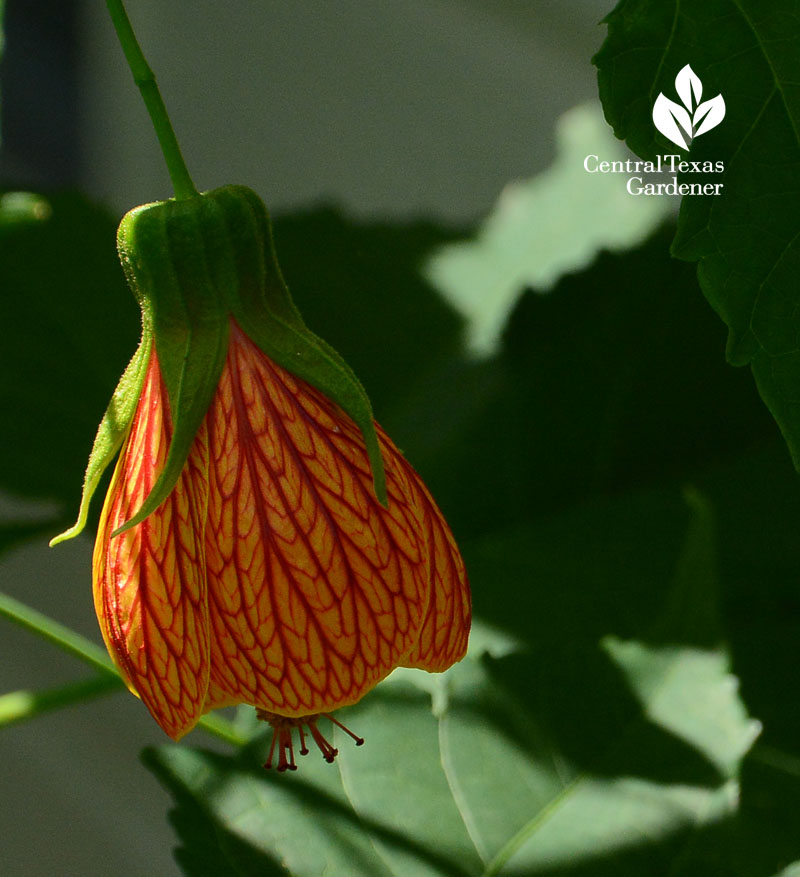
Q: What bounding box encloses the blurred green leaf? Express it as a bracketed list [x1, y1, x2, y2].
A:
[0, 675, 119, 728]
[424, 102, 670, 356]
[594, 0, 800, 470]
[144, 739, 391, 876]
[147, 642, 754, 876]
[675, 443, 800, 876]
[403, 225, 776, 539]
[695, 441, 800, 752]
[0, 191, 139, 511]
[462, 485, 686, 647]
[602, 638, 759, 780]
[460, 436, 800, 877]
[0, 191, 51, 226]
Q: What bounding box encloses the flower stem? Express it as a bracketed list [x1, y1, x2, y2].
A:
[0, 590, 118, 677]
[104, 0, 198, 200]
[195, 712, 251, 747]
[0, 677, 122, 728]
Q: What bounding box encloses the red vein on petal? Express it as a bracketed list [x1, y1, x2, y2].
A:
[207, 352, 370, 709]
[203, 322, 430, 717]
[256, 356, 432, 586]
[400, 470, 471, 670]
[247, 380, 421, 663]
[93, 352, 210, 739]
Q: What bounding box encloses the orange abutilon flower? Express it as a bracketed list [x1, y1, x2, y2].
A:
[53, 185, 470, 768]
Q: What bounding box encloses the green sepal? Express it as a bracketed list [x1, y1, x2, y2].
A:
[211, 186, 387, 505]
[49, 336, 152, 545]
[110, 185, 386, 536]
[111, 195, 232, 536]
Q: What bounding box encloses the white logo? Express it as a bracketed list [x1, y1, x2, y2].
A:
[652, 65, 725, 150]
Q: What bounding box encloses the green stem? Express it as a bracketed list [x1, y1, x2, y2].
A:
[105, 0, 198, 200]
[0, 591, 248, 745]
[195, 711, 250, 747]
[0, 590, 118, 677]
[0, 677, 122, 728]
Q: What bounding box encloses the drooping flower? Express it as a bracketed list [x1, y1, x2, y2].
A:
[53, 186, 470, 767]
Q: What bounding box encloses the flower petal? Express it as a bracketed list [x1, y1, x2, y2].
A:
[93, 353, 211, 740]
[397, 468, 471, 671]
[203, 322, 440, 717]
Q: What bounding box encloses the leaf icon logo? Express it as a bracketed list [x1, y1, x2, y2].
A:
[652, 65, 725, 150]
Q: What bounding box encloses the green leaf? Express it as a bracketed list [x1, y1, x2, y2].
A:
[462, 486, 686, 647]
[144, 743, 389, 876]
[50, 338, 151, 544]
[337, 682, 483, 876]
[671, 442, 800, 874]
[602, 638, 760, 780]
[594, 0, 800, 469]
[147, 639, 756, 876]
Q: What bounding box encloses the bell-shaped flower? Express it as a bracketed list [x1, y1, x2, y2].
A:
[53, 186, 471, 767]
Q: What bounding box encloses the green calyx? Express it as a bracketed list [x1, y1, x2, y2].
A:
[49, 337, 152, 546]
[53, 185, 387, 545]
